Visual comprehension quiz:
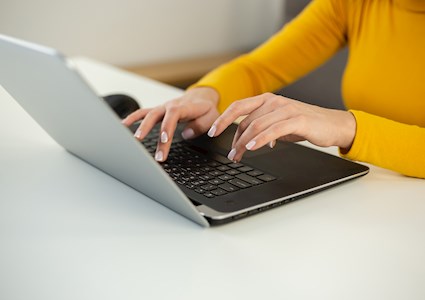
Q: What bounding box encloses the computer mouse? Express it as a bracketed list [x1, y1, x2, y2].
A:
[102, 94, 140, 119]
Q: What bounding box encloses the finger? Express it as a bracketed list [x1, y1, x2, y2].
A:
[154, 100, 216, 161]
[229, 110, 285, 162]
[230, 98, 285, 148]
[232, 99, 297, 149]
[155, 106, 182, 162]
[121, 108, 152, 127]
[208, 93, 272, 138]
[133, 106, 166, 141]
[244, 118, 301, 151]
[231, 121, 244, 150]
[181, 109, 219, 140]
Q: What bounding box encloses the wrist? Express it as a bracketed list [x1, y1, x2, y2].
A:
[186, 86, 219, 107]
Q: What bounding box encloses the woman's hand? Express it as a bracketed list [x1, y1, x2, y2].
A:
[122, 87, 220, 162]
[207, 93, 356, 162]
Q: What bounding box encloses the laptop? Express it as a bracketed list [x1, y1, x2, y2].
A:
[0, 35, 369, 227]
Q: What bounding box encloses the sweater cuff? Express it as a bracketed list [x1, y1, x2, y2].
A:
[339, 110, 367, 161]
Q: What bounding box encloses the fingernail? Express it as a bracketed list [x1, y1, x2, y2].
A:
[161, 131, 168, 143]
[121, 117, 127, 124]
[155, 150, 164, 162]
[181, 128, 195, 140]
[207, 124, 217, 137]
[227, 148, 236, 161]
[134, 129, 142, 139]
[269, 140, 276, 149]
[245, 140, 256, 150]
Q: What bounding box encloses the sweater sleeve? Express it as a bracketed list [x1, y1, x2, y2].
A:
[343, 110, 425, 178]
[191, 0, 348, 113]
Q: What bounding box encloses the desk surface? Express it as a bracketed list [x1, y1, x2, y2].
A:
[1, 58, 425, 300]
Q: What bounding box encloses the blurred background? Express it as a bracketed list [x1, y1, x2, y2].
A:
[0, 0, 347, 109]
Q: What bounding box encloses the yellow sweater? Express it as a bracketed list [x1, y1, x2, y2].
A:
[193, 0, 425, 178]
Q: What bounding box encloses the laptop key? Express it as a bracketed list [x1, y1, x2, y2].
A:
[211, 154, 233, 164]
[235, 174, 263, 185]
[209, 179, 224, 185]
[226, 169, 240, 175]
[217, 165, 231, 171]
[199, 174, 213, 180]
[228, 162, 244, 169]
[192, 180, 206, 186]
[247, 170, 264, 177]
[209, 170, 224, 176]
[219, 183, 240, 192]
[211, 189, 227, 196]
[229, 179, 252, 189]
[218, 174, 234, 181]
[203, 192, 215, 198]
[144, 141, 156, 147]
[238, 166, 254, 172]
[207, 161, 221, 167]
[194, 188, 205, 194]
[257, 174, 277, 182]
[200, 184, 216, 191]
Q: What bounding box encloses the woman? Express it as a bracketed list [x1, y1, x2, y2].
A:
[122, 0, 425, 179]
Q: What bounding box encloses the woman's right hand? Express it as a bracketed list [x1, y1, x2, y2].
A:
[121, 87, 220, 162]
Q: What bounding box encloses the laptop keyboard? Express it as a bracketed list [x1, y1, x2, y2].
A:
[141, 127, 276, 198]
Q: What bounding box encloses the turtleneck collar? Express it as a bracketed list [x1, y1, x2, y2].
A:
[394, 0, 425, 12]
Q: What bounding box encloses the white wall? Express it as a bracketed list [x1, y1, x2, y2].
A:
[0, 0, 284, 66]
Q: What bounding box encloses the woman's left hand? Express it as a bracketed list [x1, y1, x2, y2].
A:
[207, 93, 356, 162]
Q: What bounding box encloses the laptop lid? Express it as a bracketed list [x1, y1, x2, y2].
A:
[0, 34, 209, 227]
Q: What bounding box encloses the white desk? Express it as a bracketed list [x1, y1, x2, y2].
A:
[1, 58, 425, 300]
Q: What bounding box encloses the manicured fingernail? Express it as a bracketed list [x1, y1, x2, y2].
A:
[227, 148, 236, 161]
[161, 131, 168, 143]
[155, 150, 164, 162]
[181, 128, 195, 140]
[134, 129, 142, 139]
[269, 140, 276, 149]
[245, 140, 256, 150]
[207, 124, 217, 137]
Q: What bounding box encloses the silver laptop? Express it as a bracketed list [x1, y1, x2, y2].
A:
[0, 35, 369, 227]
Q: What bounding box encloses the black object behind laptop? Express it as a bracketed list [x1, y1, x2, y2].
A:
[103, 94, 140, 119]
